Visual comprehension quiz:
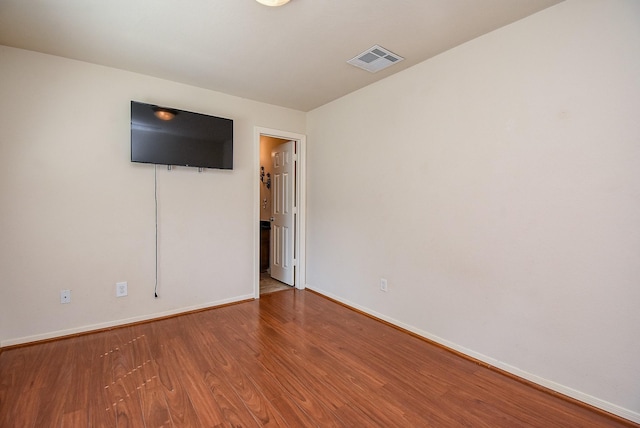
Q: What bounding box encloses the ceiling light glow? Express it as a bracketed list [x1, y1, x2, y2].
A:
[153, 107, 177, 121]
[255, 0, 291, 6]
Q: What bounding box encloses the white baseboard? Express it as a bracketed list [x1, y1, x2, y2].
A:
[306, 284, 640, 424]
[0, 293, 255, 348]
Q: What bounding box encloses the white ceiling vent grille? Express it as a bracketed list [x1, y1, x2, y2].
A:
[347, 45, 404, 73]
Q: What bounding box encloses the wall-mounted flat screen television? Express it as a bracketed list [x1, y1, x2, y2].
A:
[131, 101, 233, 169]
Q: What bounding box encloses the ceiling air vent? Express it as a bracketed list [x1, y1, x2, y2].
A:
[347, 45, 404, 73]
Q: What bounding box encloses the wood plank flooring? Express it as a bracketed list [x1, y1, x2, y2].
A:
[0, 289, 636, 427]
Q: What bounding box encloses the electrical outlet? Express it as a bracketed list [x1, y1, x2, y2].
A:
[380, 278, 388, 292]
[60, 289, 71, 304]
[116, 281, 128, 297]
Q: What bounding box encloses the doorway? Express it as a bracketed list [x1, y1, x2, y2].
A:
[254, 127, 306, 298]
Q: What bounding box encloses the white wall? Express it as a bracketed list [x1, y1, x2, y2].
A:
[0, 46, 305, 345]
[306, 0, 640, 421]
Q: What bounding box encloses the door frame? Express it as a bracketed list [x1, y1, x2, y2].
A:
[253, 127, 306, 298]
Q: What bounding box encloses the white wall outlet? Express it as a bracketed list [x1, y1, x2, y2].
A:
[116, 281, 128, 297]
[60, 289, 71, 304]
[380, 278, 388, 292]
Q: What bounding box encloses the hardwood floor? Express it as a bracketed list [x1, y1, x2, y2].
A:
[0, 289, 636, 427]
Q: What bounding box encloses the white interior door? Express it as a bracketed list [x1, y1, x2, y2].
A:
[270, 141, 295, 286]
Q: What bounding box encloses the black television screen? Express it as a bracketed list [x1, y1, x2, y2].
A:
[130, 101, 233, 169]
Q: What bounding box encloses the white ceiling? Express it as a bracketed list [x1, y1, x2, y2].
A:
[0, 0, 562, 112]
